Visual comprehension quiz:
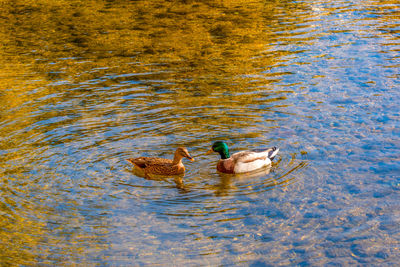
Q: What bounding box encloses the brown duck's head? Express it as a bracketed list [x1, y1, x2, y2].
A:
[176, 147, 195, 161]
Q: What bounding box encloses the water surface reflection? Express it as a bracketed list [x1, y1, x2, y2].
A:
[1, 0, 399, 265]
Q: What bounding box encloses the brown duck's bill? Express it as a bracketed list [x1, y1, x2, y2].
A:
[185, 155, 195, 161]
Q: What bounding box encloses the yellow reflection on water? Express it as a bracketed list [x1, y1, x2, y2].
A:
[0, 176, 45, 265]
[0, 0, 305, 152]
[0, 0, 310, 86]
[0, 0, 316, 264]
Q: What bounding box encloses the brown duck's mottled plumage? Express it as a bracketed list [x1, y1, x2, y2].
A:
[127, 147, 194, 178]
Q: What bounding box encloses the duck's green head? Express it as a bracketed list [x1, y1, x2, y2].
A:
[206, 141, 230, 159]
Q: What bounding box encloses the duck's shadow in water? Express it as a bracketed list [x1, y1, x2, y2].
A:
[214, 165, 273, 196]
[127, 166, 190, 193]
[214, 159, 309, 196]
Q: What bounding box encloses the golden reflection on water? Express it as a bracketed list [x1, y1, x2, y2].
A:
[0, 0, 303, 156]
[1, 1, 304, 262]
[1, 0, 292, 82]
[0, 176, 44, 265]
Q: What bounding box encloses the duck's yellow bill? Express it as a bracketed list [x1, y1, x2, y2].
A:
[205, 149, 213, 155]
[189, 157, 195, 162]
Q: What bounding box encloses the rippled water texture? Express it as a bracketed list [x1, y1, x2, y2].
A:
[1, 0, 399, 265]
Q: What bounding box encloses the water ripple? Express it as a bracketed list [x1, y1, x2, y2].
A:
[1, 0, 399, 265]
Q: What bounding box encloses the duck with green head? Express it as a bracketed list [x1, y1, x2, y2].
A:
[206, 141, 279, 174]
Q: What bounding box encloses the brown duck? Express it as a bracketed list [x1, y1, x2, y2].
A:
[126, 147, 194, 178]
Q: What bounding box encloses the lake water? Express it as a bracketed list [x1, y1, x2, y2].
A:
[0, 0, 399, 265]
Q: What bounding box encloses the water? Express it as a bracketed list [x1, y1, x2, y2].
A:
[0, 0, 399, 265]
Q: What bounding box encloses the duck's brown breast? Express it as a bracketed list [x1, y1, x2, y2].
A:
[217, 160, 235, 174]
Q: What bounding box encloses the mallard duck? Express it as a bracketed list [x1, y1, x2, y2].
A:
[206, 141, 279, 174]
[126, 147, 194, 178]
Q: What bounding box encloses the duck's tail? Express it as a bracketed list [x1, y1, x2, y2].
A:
[268, 147, 279, 160]
[126, 158, 145, 168]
